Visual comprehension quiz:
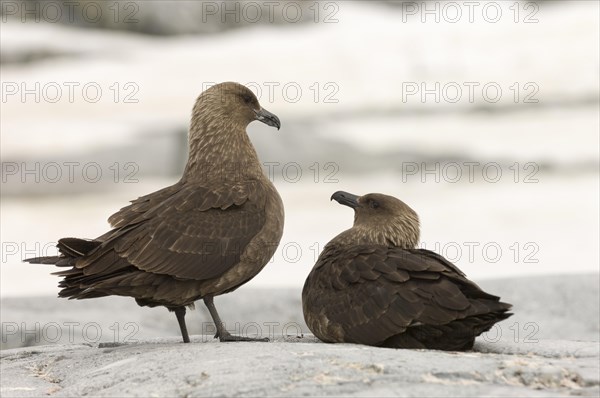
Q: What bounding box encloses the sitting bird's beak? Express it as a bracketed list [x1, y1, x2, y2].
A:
[331, 191, 361, 209]
[254, 107, 281, 130]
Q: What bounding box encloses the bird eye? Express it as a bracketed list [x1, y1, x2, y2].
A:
[370, 200, 380, 209]
[242, 94, 253, 104]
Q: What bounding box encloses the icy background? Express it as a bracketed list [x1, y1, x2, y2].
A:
[1, 1, 598, 296]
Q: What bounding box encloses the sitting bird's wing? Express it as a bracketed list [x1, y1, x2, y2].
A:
[303, 245, 512, 348]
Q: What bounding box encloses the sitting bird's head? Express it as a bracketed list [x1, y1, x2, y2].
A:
[330, 191, 420, 248]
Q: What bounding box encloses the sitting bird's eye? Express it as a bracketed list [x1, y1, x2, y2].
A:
[369, 200, 380, 209]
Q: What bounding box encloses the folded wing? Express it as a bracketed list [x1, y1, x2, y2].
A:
[303, 245, 512, 347]
[69, 180, 267, 282]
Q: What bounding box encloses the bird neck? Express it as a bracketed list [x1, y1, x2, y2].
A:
[329, 223, 420, 249]
[182, 118, 263, 183]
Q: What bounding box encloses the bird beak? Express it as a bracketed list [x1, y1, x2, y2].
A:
[331, 191, 361, 209]
[254, 107, 281, 130]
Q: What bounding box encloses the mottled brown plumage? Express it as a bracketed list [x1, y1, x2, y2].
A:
[25, 82, 284, 343]
[302, 191, 512, 351]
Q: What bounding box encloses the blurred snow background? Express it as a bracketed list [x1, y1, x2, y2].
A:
[1, 0, 598, 296]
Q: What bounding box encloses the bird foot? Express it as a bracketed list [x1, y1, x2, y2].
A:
[217, 331, 269, 342]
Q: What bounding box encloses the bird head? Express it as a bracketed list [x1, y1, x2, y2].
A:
[193, 82, 280, 131]
[330, 191, 420, 248]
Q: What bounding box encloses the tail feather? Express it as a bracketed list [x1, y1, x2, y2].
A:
[57, 237, 101, 257]
[24, 237, 101, 265]
[383, 307, 513, 350]
[23, 256, 61, 264]
[23, 237, 108, 299]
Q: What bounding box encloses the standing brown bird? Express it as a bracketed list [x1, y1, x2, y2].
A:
[25, 82, 284, 343]
[302, 191, 512, 351]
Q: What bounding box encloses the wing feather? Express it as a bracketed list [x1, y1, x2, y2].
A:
[77, 180, 267, 281]
[303, 244, 511, 347]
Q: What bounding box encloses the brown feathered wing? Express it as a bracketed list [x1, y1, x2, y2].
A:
[52, 180, 267, 300]
[303, 245, 512, 350]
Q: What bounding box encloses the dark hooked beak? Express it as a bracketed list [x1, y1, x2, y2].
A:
[331, 191, 361, 209]
[254, 107, 281, 130]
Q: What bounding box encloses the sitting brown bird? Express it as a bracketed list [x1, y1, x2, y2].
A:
[302, 191, 512, 351]
[25, 82, 284, 343]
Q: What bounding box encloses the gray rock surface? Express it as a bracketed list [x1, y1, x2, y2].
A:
[2, 274, 598, 349]
[1, 274, 598, 396]
[1, 337, 598, 397]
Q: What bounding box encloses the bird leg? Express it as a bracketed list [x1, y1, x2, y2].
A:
[174, 307, 190, 343]
[203, 296, 269, 342]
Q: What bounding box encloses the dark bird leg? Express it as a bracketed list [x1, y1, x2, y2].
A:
[174, 307, 190, 343]
[203, 296, 268, 342]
